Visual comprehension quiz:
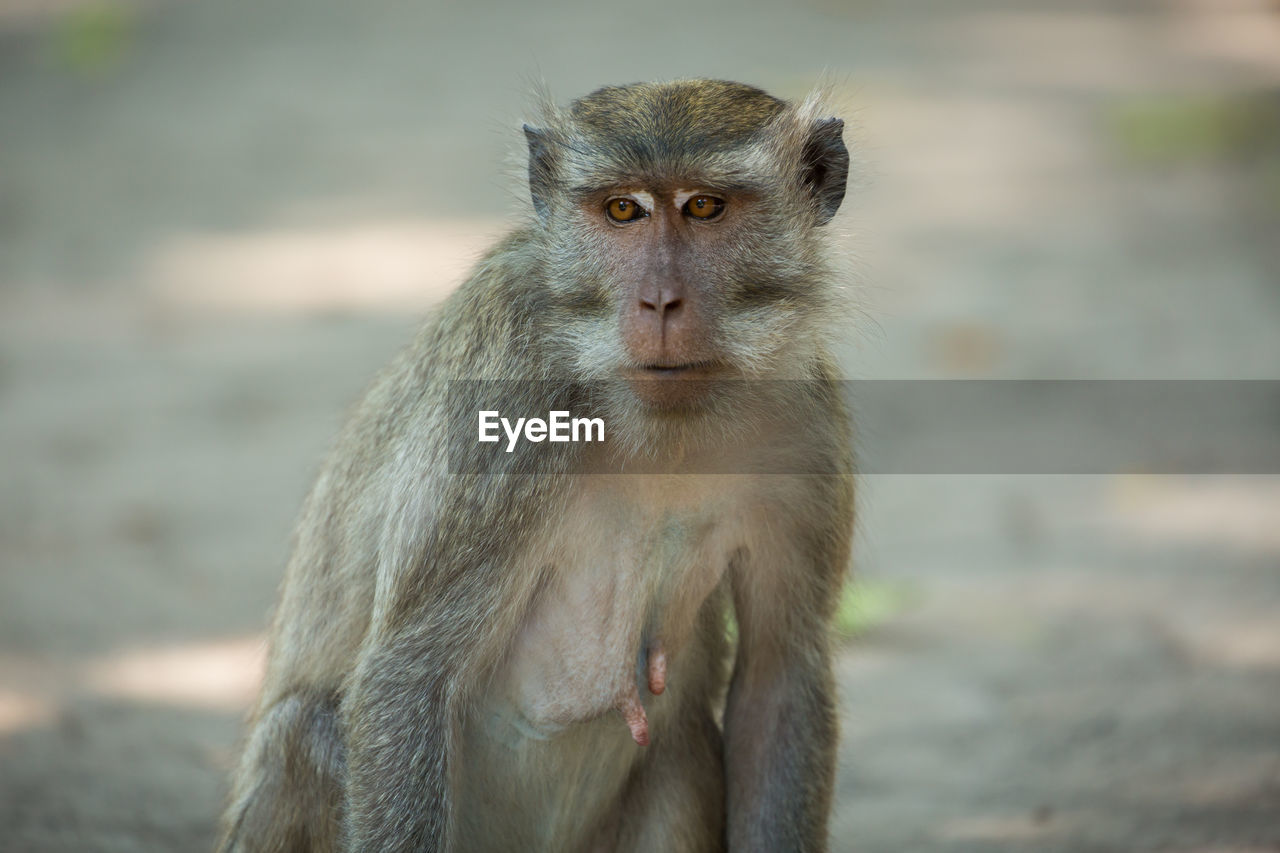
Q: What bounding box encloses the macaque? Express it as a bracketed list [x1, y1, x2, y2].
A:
[220, 79, 854, 853]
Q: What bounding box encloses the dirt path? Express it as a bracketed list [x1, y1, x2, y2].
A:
[2, 1, 1278, 850]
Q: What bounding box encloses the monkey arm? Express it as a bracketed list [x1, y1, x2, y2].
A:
[723, 480, 852, 853]
[723, 631, 838, 852]
[341, 572, 530, 853]
[342, 577, 533, 853]
[343, 628, 456, 851]
[723, 638, 838, 852]
[339, 466, 561, 853]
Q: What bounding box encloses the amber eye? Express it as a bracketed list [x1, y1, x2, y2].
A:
[684, 195, 725, 220]
[606, 197, 646, 223]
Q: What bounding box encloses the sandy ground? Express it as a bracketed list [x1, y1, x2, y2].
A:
[2, 0, 1279, 850]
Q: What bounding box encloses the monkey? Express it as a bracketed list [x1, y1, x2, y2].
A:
[218, 79, 854, 853]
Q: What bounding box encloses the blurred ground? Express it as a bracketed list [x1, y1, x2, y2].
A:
[2, 0, 1279, 850]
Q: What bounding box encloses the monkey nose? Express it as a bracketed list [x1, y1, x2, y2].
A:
[637, 288, 683, 319]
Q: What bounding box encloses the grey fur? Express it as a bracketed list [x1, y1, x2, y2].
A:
[219, 80, 854, 853]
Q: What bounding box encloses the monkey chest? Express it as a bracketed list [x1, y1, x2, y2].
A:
[490, 477, 749, 743]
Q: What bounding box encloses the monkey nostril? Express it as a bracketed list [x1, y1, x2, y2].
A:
[638, 292, 683, 316]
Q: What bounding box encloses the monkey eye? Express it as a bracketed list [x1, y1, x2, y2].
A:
[683, 195, 725, 221]
[605, 197, 648, 223]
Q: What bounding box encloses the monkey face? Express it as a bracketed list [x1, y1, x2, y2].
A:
[525, 80, 849, 414]
[587, 184, 745, 409]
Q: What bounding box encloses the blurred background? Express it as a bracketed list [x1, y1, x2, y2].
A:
[1, 0, 1278, 850]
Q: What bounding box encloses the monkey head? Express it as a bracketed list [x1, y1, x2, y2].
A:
[524, 80, 849, 419]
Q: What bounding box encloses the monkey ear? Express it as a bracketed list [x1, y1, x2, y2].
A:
[524, 124, 554, 221]
[801, 117, 849, 226]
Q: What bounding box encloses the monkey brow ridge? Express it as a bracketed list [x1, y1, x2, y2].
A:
[568, 178, 767, 203]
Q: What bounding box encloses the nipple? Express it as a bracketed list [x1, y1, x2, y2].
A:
[615, 685, 649, 746]
[647, 642, 667, 695]
[618, 638, 667, 745]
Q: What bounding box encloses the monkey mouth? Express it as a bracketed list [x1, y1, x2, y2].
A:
[635, 360, 721, 377]
[622, 361, 726, 410]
